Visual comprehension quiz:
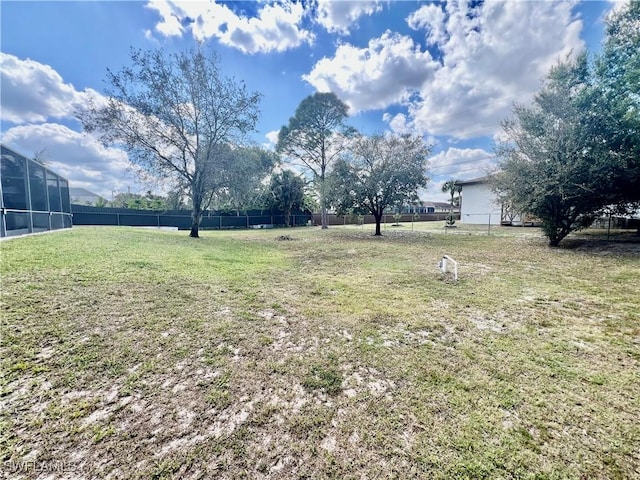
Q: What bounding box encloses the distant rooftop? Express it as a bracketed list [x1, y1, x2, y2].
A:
[458, 176, 491, 186]
[69, 187, 105, 203]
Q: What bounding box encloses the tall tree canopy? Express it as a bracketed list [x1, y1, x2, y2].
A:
[328, 133, 431, 236]
[79, 48, 261, 237]
[276, 92, 351, 229]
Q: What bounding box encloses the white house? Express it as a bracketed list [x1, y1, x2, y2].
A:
[459, 177, 501, 225]
[459, 176, 541, 226]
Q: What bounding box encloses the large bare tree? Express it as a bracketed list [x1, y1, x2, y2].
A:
[79, 48, 261, 237]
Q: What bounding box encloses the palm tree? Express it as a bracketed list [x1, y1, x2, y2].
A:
[442, 179, 462, 226]
[270, 170, 305, 227]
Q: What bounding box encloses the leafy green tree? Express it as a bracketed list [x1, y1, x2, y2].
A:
[589, 2, 640, 211]
[94, 196, 108, 208]
[328, 133, 431, 236]
[143, 190, 165, 210]
[79, 48, 261, 237]
[213, 145, 277, 214]
[269, 170, 305, 227]
[494, 3, 640, 246]
[493, 56, 605, 246]
[165, 189, 189, 210]
[276, 92, 351, 229]
[110, 191, 165, 210]
[300, 191, 318, 215]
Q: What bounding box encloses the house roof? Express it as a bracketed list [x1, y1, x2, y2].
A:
[69, 187, 105, 202]
[69, 187, 99, 197]
[458, 176, 491, 186]
[407, 200, 455, 208]
[426, 201, 453, 209]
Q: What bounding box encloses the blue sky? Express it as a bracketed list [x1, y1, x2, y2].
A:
[1, 0, 618, 202]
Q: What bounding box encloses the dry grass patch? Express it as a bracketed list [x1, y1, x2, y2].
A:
[1, 226, 638, 479]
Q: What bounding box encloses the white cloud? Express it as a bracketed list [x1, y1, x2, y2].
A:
[406, 3, 447, 45]
[315, 0, 382, 35]
[145, 0, 184, 37]
[3, 124, 133, 198]
[407, 0, 585, 138]
[265, 129, 280, 145]
[0, 53, 98, 124]
[382, 112, 410, 135]
[304, 1, 585, 139]
[381, 113, 438, 149]
[264, 129, 280, 148]
[606, 0, 629, 16]
[303, 31, 438, 113]
[0, 54, 135, 197]
[145, 0, 314, 54]
[429, 147, 495, 180]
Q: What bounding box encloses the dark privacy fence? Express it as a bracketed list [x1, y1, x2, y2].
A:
[312, 212, 454, 226]
[1, 145, 73, 238]
[70, 204, 312, 230]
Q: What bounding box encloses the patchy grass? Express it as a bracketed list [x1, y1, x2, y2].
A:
[1, 225, 639, 479]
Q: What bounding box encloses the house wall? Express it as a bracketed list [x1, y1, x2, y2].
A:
[460, 183, 501, 225]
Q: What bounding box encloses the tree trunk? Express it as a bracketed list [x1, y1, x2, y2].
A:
[374, 212, 382, 236]
[190, 192, 203, 238]
[320, 168, 328, 229]
[321, 205, 328, 229]
[190, 208, 201, 237]
[547, 227, 570, 247]
[284, 207, 291, 227]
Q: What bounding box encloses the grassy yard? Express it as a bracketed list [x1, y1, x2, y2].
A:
[1, 225, 639, 479]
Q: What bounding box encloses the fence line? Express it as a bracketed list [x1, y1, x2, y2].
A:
[70, 205, 469, 230]
[312, 213, 455, 226]
[70, 205, 311, 230]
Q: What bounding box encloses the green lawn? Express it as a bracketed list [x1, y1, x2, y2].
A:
[1, 225, 639, 479]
